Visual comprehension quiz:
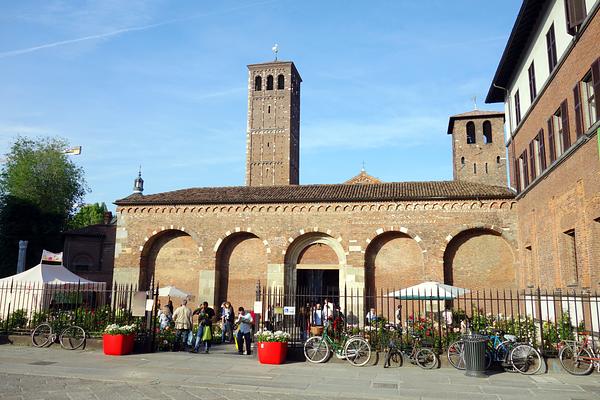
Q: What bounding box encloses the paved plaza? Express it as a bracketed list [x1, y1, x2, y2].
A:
[0, 344, 599, 400]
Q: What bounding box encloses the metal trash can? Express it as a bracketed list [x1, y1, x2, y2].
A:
[463, 334, 487, 377]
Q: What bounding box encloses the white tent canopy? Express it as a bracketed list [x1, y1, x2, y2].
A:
[158, 286, 192, 299]
[387, 281, 470, 300]
[0, 263, 105, 318]
[0, 263, 98, 286]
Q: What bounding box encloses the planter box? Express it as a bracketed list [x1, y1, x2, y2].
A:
[257, 341, 288, 364]
[103, 333, 135, 356]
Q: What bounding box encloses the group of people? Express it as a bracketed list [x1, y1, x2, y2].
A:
[157, 299, 254, 355]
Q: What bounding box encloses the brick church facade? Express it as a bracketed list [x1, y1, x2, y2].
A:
[113, 62, 522, 310]
[113, 0, 600, 311]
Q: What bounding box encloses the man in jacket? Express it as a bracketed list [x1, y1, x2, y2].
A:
[236, 307, 253, 355]
[172, 299, 192, 351]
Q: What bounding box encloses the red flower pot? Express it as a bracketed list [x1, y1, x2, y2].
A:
[257, 341, 288, 364]
[103, 333, 135, 356]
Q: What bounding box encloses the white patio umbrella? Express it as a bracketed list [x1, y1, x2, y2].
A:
[158, 286, 192, 299]
[386, 281, 470, 300]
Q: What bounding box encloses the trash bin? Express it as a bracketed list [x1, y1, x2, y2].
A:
[463, 334, 487, 377]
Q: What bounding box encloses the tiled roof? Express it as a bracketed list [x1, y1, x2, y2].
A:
[115, 181, 515, 206]
[447, 110, 505, 134]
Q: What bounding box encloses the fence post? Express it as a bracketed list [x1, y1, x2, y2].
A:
[536, 287, 544, 356]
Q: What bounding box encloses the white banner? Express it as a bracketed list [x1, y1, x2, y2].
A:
[41, 250, 63, 263]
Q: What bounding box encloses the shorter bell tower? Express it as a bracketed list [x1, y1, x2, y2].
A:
[447, 110, 507, 187]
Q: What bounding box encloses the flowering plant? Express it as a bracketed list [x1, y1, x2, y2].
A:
[104, 323, 137, 335]
[254, 330, 291, 343]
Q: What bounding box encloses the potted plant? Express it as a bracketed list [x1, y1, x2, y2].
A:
[255, 330, 290, 364]
[102, 323, 137, 355]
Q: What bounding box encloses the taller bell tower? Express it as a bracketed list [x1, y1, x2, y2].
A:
[246, 61, 301, 186]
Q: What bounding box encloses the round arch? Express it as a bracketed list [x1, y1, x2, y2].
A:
[139, 229, 201, 292]
[364, 231, 425, 297]
[443, 227, 516, 290]
[215, 231, 268, 310]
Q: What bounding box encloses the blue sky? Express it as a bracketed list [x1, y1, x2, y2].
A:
[0, 0, 521, 210]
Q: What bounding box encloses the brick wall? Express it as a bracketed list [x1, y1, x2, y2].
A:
[114, 199, 519, 309]
[509, 11, 600, 290]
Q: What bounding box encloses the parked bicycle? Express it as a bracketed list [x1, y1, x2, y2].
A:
[448, 331, 516, 371]
[383, 334, 438, 369]
[304, 326, 371, 366]
[31, 320, 86, 350]
[559, 332, 600, 375]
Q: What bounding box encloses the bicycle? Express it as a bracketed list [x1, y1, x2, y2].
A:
[304, 326, 371, 366]
[508, 341, 543, 375]
[559, 332, 600, 375]
[384, 334, 438, 369]
[31, 321, 86, 350]
[448, 331, 517, 371]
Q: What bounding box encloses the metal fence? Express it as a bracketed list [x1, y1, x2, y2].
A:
[0, 279, 159, 343]
[254, 284, 600, 355]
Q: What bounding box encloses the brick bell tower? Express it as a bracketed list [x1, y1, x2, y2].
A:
[246, 61, 301, 186]
[447, 110, 508, 187]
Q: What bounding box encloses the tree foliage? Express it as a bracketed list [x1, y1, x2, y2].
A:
[69, 202, 108, 229]
[0, 136, 88, 277]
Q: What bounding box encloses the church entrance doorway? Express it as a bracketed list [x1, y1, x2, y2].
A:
[296, 268, 339, 305]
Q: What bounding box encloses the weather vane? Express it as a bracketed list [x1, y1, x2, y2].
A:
[272, 44, 279, 61]
[472, 95, 478, 110]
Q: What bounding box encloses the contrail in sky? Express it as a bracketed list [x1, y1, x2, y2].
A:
[0, 1, 277, 59]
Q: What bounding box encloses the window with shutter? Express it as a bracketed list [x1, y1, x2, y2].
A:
[266, 75, 274, 90]
[573, 82, 583, 137]
[565, 0, 587, 34]
[548, 117, 556, 163]
[592, 58, 600, 121]
[560, 100, 571, 151]
[514, 158, 521, 193]
[528, 62, 537, 102]
[522, 150, 529, 187]
[581, 71, 596, 130]
[515, 90, 522, 125]
[546, 25, 558, 73]
[539, 129, 547, 171]
[529, 141, 536, 179]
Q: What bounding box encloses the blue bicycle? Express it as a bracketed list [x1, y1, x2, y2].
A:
[447, 331, 517, 370]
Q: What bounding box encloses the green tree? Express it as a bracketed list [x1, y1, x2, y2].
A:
[69, 202, 108, 229]
[0, 136, 88, 277]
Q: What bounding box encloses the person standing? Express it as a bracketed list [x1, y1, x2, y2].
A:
[158, 305, 172, 331]
[323, 298, 334, 327]
[193, 301, 215, 353]
[172, 300, 192, 351]
[221, 302, 234, 343]
[236, 307, 253, 355]
[312, 303, 323, 326]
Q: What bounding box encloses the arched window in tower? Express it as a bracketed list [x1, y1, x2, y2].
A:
[473, 163, 477, 174]
[483, 120, 492, 143]
[255, 76, 262, 91]
[496, 155, 501, 164]
[266, 75, 274, 90]
[466, 121, 476, 144]
[277, 74, 284, 89]
[461, 156, 465, 165]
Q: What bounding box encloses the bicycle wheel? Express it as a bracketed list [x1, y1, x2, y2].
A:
[384, 349, 403, 368]
[304, 336, 329, 363]
[447, 340, 465, 370]
[510, 344, 542, 375]
[559, 344, 593, 375]
[31, 323, 53, 347]
[416, 348, 438, 369]
[496, 340, 514, 364]
[59, 326, 86, 350]
[344, 337, 371, 367]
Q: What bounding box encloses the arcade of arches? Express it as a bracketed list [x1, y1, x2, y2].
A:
[128, 219, 519, 310]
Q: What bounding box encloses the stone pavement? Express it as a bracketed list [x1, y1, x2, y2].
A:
[0, 344, 599, 400]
